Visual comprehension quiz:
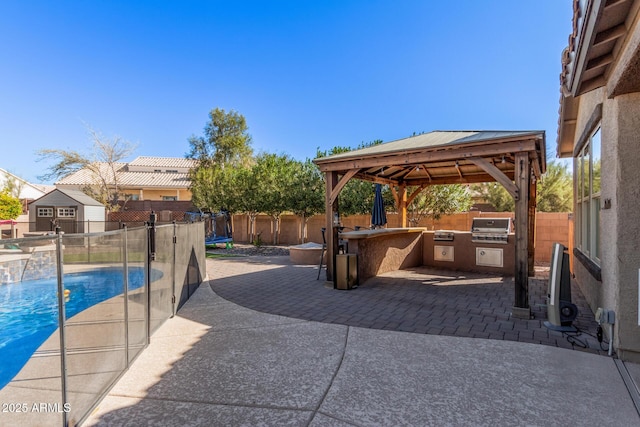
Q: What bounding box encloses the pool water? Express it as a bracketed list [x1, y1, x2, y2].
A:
[0, 267, 149, 389]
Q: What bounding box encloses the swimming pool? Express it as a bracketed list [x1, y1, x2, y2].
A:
[0, 267, 152, 389]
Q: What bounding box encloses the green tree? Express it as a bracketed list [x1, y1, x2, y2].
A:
[190, 165, 245, 214]
[472, 161, 573, 212]
[536, 161, 573, 212]
[472, 182, 514, 212]
[473, 162, 573, 212]
[36, 127, 136, 211]
[188, 108, 255, 240]
[236, 165, 263, 244]
[0, 191, 22, 220]
[251, 153, 297, 245]
[288, 159, 325, 242]
[187, 108, 253, 167]
[316, 140, 390, 218]
[407, 184, 473, 225]
[339, 180, 377, 216]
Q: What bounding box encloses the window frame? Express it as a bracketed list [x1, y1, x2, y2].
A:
[57, 207, 76, 218]
[575, 125, 601, 265]
[37, 207, 53, 217]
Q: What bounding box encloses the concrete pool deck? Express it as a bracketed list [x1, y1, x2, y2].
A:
[81, 257, 640, 426]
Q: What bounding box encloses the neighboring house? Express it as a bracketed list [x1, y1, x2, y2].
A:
[55, 156, 197, 204]
[0, 168, 54, 218]
[0, 167, 52, 199]
[28, 188, 106, 234]
[557, 0, 640, 362]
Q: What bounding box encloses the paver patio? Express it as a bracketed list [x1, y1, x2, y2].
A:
[209, 256, 605, 355]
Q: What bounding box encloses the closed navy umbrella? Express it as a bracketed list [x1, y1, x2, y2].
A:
[371, 183, 387, 228]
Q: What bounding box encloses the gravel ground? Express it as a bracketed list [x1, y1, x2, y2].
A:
[206, 242, 290, 257]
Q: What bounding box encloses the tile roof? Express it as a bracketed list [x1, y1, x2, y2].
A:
[55, 158, 193, 189]
[117, 171, 191, 188]
[55, 163, 126, 185]
[127, 156, 198, 168]
[560, 0, 634, 96]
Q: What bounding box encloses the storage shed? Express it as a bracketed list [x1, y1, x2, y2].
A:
[28, 188, 106, 233]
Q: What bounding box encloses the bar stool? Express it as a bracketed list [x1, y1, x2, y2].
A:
[317, 227, 347, 280]
[317, 228, 326, 280]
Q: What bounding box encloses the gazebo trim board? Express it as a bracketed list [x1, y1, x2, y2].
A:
[313, 130, 546, 318]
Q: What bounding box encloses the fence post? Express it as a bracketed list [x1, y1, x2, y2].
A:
[122, 225, 129, 366]
[148, 212, 156, 261]
[55, 227, 69, 427]
[171, 221, 176, 317]
[145, 211, 156, 344]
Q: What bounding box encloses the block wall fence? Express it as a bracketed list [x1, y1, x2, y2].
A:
[6, 211, 571, 265]
[230, 211, 572, 265]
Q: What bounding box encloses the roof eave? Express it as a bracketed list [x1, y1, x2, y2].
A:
[568, 0, 605, 96]
[556, 95, 578, 158]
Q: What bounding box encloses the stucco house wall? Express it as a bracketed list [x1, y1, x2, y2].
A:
[608, 93, 640, 360]
[569, 79, 640, 363]
[558, 0, 640, 361]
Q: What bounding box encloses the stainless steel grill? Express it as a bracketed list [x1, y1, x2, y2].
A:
[434, 230, 455, 241]
[471, 218, 511, 244]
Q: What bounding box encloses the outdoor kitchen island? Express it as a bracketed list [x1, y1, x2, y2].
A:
[339, 219, 515, 288]
[340, 227, 426, 284]
[423, 218, 515, 276]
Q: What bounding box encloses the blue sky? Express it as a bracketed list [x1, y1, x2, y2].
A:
[1, 1, 572, 184]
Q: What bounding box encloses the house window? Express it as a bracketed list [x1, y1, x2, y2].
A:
[575, 126, 601, 263]
[162, 196, 177, 201]
[57, 207, 76, 218]
[37, 207, 53, 217]
[124, 194, 139, 201]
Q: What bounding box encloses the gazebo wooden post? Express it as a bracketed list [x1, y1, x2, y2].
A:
[324, 171, 339, 282]
[398, 183, 407, 227]
[513, 152, 531, 318]
[528, 178, 537, 277]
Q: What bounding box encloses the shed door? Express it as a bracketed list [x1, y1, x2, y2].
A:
[35, 206, 55, 232]
[56, 206, 78, 234]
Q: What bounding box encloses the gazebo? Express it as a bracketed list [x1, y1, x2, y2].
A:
[313, 130, 546, 318]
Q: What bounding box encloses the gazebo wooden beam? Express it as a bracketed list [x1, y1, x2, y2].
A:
[315, 140, 538, 173]
[469, 157, 519, 200]
[406, 184, 427, 206]
[390, 186, 398, 206]
[420, 164, 432, 181]
[357, 173, 515, 187]
[329, 169, 359, 205]
[353, 173, 398, 186]
[455, 161, 464, 179]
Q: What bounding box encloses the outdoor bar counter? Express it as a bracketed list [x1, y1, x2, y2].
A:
[340, 227, 426, 283]
[339, 227, 516, 286]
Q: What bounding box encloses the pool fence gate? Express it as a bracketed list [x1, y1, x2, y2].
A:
[0, 213, 206, 426]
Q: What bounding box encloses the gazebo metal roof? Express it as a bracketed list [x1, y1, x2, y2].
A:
[314, 130, 546, 187]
